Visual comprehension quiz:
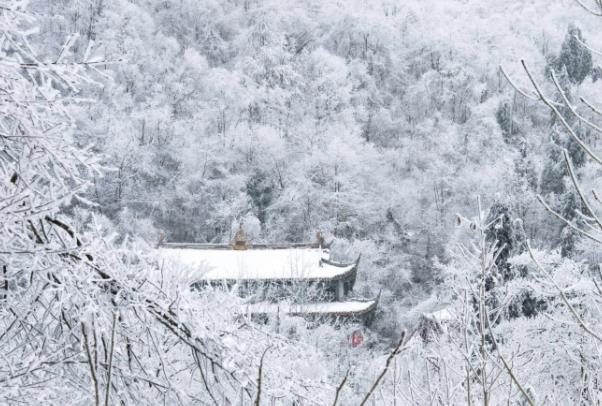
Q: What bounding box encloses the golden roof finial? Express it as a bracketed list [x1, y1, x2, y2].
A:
[232, 221, 249, 250]
[316, 231, 325, 247]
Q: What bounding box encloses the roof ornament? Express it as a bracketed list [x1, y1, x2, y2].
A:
[157, 230, 166, 247]
[316, 231, 325, 248]
[231, 221, 249, 250]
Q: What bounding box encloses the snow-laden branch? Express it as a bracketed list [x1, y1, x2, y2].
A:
[550, 70, 602, 135]
[521, 60, 602, 164]
[574, 0, 602, 16]
[527, 242, 602, 343]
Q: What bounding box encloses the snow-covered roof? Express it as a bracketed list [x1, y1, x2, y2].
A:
[157, 245, 358, 283]
[242, 298, 378, 317]
[424, 308, 454, 323]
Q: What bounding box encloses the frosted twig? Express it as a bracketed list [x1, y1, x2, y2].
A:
[359, 331, 409, 406]
[527, 241, 602, 343]
[562, 149, 602, 231]
[254, 346, 271, 406]
[332, 369, 349, 406]
[81, 322, 100, 406]
[573, 33, 602, 57]
[55, 33, 79, 64]
[522, 60, 602, 164]
[551, 70, 602, 134]
[104, 313, 117, 406]
[483, 307, 535, 406]
[580, 96, 602, 118]
[536, 195, 602, 243]
[499, 65, 563, 107]
[574, 0, 602, 15]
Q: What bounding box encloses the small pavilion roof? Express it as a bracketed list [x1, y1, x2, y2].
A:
[242, 296, 379, 317]
[157, 243, 359, 283]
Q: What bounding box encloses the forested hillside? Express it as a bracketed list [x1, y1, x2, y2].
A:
[4, 0, 602, 403]
[32, 0, 602, 327]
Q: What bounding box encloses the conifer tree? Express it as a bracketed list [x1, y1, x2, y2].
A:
[540, 28, 591, 255]
[495, 101, 520, 144]
[550, 24, 593, 85]
[246, 170, 275, 230]
[485, 203, 516, 281]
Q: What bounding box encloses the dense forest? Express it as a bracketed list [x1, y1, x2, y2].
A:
[3, 0, 602, 404]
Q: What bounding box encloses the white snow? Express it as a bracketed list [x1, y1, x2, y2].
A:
[242, 299, 377, 315]
[157, 247, 356, 282]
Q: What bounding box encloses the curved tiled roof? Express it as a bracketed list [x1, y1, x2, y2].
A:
[157, 245, 359, 283]
[242, 295, 379, 317]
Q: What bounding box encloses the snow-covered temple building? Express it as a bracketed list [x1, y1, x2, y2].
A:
[157, 226, 379, 325]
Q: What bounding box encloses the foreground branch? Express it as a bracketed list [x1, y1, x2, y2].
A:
[81, 322, 100, 406]
[254, 346, 271, 406]
[521, 60, 602, 164]
[527, 242, 602, 343]
[332, 369, 350, 406]
[359, 331, 407, 406]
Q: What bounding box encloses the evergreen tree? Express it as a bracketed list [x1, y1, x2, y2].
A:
[246, 170, 275, 230]
[552, 66, 575, 124]
[564, 128, 587, 169]
[542, 46, 589, 255]
[559, 191, 583, 257]
[495, 101, 520, 144]
[549, 24, 593, 85]
[549, 66, 587, 169]
[540, 142, 566, 196]
[513, 140, 537, 191]
[485, 203, 516, 281]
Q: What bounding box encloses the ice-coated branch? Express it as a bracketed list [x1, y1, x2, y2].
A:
[331, 368, 350, 406]
[104, 313, 117, 406]
[562, 149, 602, 231]
[359, 331, 408, 406]
[254, 346, 271, 406]
[81, 322, 100, 406]
[191, 348, 220, 405]
[483, 307, 535, 406]
[574, 0, 602, 16]
[580, 96, 602, 118]
[572, 32, 602, 57]
[499, 65, 563, 107]
[521, 60, 602, 164]
[550, 70, 602, 134]
[536, 195, 602, 243]
[527, 242, 602, 343]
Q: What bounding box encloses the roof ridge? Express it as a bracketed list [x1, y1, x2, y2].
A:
[159, 242, 327, 250]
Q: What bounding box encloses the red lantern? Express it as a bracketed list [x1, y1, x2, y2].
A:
[351, 330, 363, 348]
